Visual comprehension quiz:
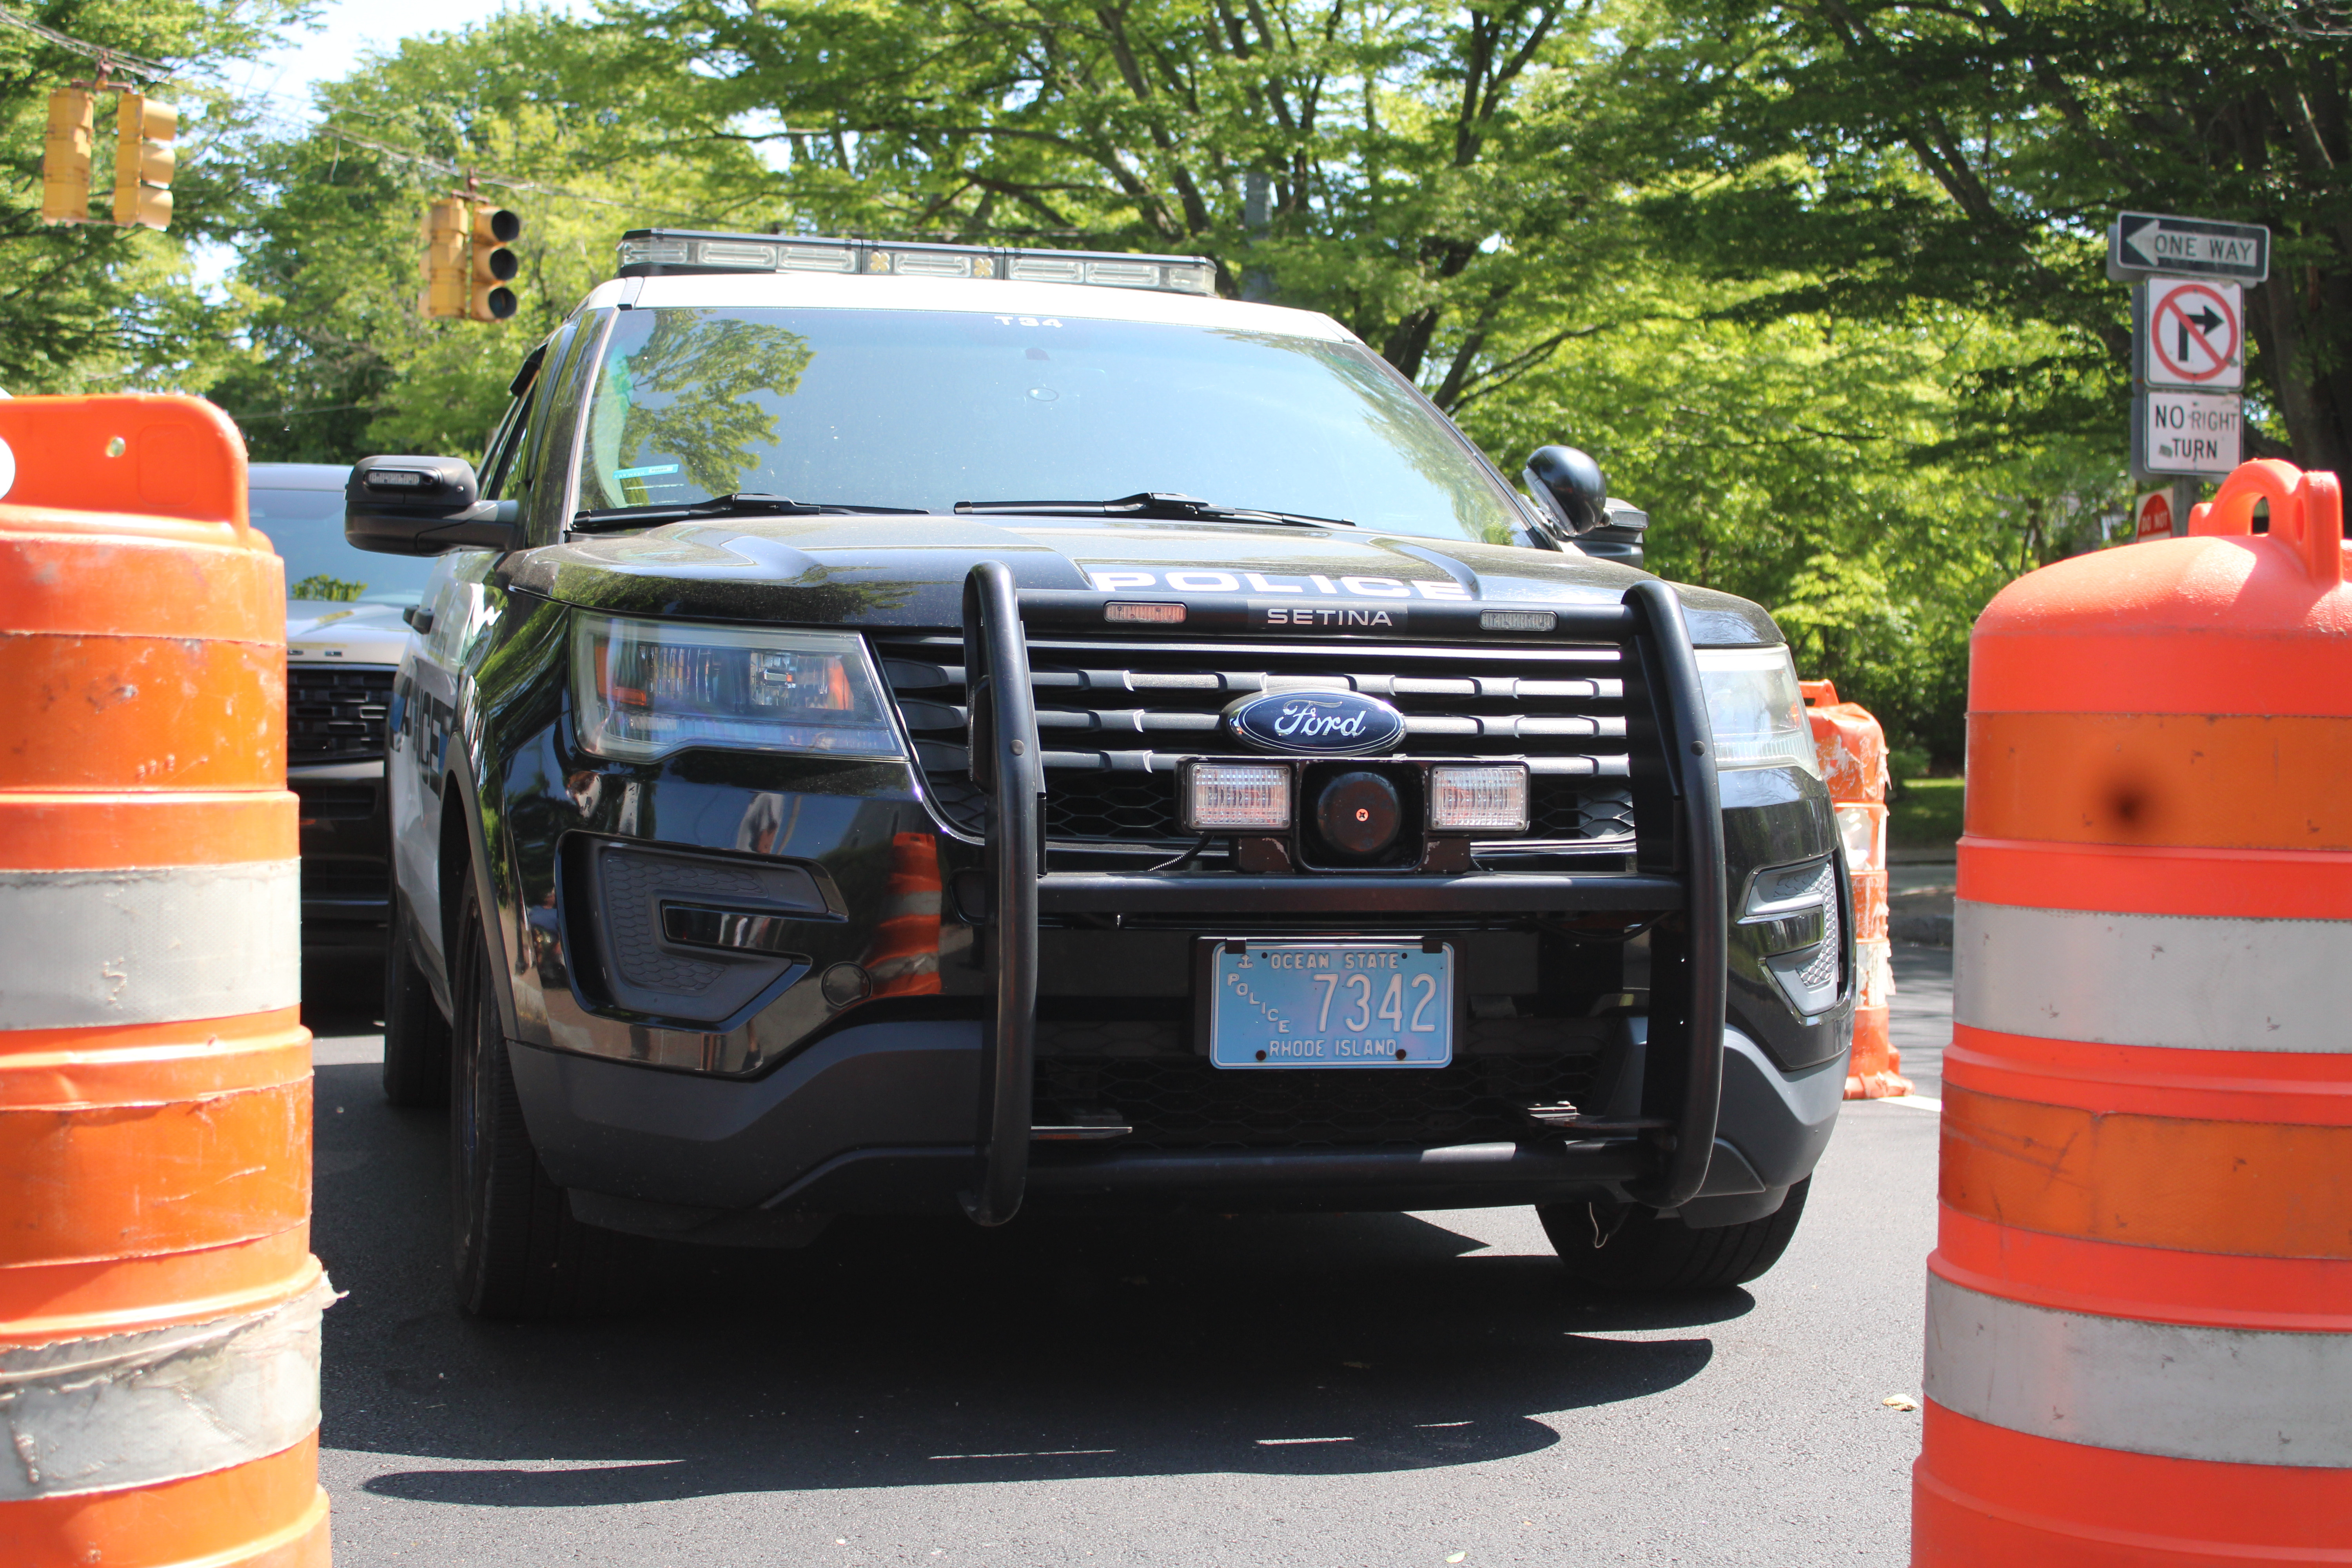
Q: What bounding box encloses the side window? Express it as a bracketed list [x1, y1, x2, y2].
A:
[479, 340, 550, 501]
[479, 394, 531, 500]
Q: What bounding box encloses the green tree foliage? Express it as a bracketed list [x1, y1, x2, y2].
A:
[1627, 0, 2352, 473]
[210, 11, 775, 461]
[1456, 282, 2123, 756]
[0, 0, 301, 392]
[597, 0, 1660, 410]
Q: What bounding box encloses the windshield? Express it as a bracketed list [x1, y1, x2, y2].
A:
[574, 307, 1531, 546]
[252, 483, 439, 606]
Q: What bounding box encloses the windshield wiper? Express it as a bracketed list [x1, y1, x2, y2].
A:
[571, 493, 929, 532]
[954, 492, 1353, 528]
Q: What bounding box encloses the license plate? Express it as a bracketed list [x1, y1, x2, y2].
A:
[1209, 940, 1453, 1069]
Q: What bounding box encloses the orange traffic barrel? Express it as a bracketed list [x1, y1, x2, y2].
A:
[0, 397, 330, 1568]
[862, 830, 945, 999]
[1916, 457, 2352, 1563]
[1801, 681, 1909, 1099]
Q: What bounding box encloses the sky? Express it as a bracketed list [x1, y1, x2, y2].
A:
[229, 0, 593, 127]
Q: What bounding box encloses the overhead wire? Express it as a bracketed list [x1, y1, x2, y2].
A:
[0, 2, 182, 83]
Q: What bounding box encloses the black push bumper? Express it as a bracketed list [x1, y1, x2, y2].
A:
[956, 564, 1729, 1227]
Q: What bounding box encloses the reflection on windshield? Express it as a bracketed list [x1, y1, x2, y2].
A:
[579, 309, 816, 510]
[251, 485, 439, 606]
[573, 307, 1528, 546]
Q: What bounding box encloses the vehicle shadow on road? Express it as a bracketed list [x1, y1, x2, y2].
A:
[311, 1058, 1750, 1506]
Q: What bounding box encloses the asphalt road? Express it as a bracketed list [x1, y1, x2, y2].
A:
[302, 946, 1950, 1567]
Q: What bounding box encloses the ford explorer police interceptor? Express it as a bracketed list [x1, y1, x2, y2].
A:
[347, 231, 1851, 1319]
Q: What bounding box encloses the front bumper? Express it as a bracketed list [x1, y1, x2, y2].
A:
[514, 1017, 1837, 1235]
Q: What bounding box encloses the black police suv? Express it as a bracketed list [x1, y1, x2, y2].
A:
[350, 231, 1853, 1319]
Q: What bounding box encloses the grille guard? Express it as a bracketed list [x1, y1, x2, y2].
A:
[958, 566, 1727, 1225]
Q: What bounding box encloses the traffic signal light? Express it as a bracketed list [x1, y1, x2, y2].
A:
[468, 205, 521, 321]
[111, 93, 176, 230]
[419, 198, 468, 319]
[40, 89, 93, 225]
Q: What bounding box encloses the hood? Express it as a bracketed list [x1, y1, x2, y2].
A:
[502, 515, 1780, 646]
[287, 599, 410, 665]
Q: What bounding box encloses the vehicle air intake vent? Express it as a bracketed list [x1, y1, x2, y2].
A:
[287, 666, 396, 760]
[875, 635, 1638, 864]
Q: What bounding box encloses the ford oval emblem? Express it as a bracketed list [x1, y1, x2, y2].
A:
[1225, 690, 1407, 755]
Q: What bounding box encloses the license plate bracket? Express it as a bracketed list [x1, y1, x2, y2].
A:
[1204, 938, 1454, 1069]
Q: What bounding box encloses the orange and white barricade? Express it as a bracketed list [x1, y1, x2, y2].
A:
[1801, 682, 1909, 1099]
[0, 397, 330, 1568]
[1914, 458, 2352, 1563]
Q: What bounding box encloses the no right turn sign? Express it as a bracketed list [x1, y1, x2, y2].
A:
[2135, 389, 2241, 477]
[2139, 277, 2244, 390]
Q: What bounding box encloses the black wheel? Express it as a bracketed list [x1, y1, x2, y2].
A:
[381, 890, 452, 1107]
[1539, 1178, 1811, 1293]
[449, 884, 627, 1319]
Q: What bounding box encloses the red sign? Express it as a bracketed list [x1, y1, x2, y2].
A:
[2136, 490, 2174, 540]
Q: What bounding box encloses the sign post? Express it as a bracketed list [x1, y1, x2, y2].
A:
[2110, 212, 2267, 537]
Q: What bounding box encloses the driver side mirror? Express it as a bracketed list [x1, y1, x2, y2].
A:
[345, 455, 522, 556]
[1521, 445, 1609, 540]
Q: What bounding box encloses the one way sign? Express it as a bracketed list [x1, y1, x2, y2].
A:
[2108, 212, 2269, 283]
[2137, 277, 2243, 390]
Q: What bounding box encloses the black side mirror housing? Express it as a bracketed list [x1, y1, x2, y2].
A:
[345, 455, 522, 556]
[1577, 499, 1649, 570]
[1522, 445, 1609, 539]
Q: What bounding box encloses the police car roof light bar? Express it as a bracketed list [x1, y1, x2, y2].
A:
[615, 229, 1217, 298]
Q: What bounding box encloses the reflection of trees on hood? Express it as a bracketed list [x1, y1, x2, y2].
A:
[550, 537, 918, 624]
[591, 310, 815, 501]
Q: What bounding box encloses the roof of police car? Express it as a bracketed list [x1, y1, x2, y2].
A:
[578, 269, 1359, 341]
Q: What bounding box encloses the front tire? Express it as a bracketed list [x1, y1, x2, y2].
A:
[1539, 1178, 1811, 1293]
[449, 884, 625, 1319]
[381, 890, 451, 1107]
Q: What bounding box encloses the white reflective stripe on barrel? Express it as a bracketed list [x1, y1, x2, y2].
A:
[0, 860, 299, 1028]
[1924, 1273, 2352, 1467]
[0, 1274, 332, 1499]
[1953, 900, 2352, 1053]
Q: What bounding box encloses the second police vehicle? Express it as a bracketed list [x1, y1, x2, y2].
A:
[347, 231, 1853, 1318]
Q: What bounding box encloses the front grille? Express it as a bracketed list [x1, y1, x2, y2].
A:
[288, 665, 395, 760]
[299, 863, 388, 900]
[1035, 1018, 1610, 1151]
[878, 635, 1638, 852]
[291, 781, 376, 820]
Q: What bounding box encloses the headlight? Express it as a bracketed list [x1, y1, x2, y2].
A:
[1693, 646, 1821, 777]
[572, 613, 904, 762]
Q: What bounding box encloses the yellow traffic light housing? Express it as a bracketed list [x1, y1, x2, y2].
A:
[468, 205, 521, 321]
[40, 89, 93, 225]
[419, 198, 469, 319]
[112, 93, 176, 230]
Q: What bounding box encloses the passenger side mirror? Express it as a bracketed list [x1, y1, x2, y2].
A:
[1521, 445, 1609, 539]
[345, 455, 522, 556]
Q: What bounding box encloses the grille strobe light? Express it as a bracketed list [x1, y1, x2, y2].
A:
[1181, 761, 1292, 831]
[1428, 764, 1530, 831]
[1105, 601, 1186, 625]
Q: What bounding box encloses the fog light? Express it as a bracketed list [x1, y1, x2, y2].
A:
[1181, 761, 1292, 830]
[1429, 764, 1529, 831]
